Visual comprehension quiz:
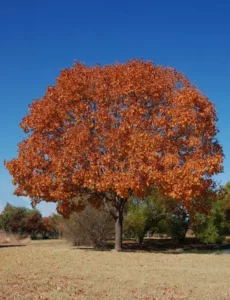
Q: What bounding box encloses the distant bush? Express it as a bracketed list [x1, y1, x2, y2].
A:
[61, 206, 114, 248]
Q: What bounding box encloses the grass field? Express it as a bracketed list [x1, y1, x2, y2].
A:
[1, 239, 230, 299]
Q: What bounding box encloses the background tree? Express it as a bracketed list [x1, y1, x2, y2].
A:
[0, 203, 61, 239]
[166, 204, 190, 243]
[26, 212, 44, 239]
[190, 184, 230, 244]
[0, 203, 15, 232]
[47, 214, 62, 238]
[224, 182, 230, 223]
[192, 201, 227, 244]
[42, 217, 52, 239]
[41, 215, 61, 239]
[5, 60, 223, 250]
[8, 210, 27, 234]
[0, 203, 40, 234]
[124, 190, 190, 244]
[124, 189, 167, 243]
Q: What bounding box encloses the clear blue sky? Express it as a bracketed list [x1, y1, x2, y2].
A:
[0, 0, 229, 216]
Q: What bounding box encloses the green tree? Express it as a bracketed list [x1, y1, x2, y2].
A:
[166, 204, 190, 243]
[192, 200, 228, 244]
[124, 199, 151, 243]
[124, 190, 168, 243]
[224, 182, 230, 224]
[124, 190, 191, 244]
[0, 203, 15, 232]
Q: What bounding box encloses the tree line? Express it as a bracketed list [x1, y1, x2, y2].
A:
[0, 204, 60, 239]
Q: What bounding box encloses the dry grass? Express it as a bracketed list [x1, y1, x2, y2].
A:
[0, 230, 30, 246]
[0, 239, 230, 299]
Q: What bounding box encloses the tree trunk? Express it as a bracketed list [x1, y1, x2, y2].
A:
[115, 213, 123, 251]
[136, 235, 144, 244]
[114, 197, 126, 251]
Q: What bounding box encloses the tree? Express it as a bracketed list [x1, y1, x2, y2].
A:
[42, 217, 52, 239]
[224, 182, 230, 223]
[41, 215, 61, 239]
[166, 204, 190, 242]
[26, 212, 44, 239]
[0, 203, 40, 234]
[0, 203, 16, 232]
[124, 190, 190, 244]
[49, 214, 63, 238]
[124, 189, 167, 243]
[5, 60, 223, 250]
[124, 199, 151, 243]
[192, 200, 227, 244]
[8, 210, 27, 234]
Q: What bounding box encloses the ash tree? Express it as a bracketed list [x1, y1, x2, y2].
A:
[5, 60, 223, 251]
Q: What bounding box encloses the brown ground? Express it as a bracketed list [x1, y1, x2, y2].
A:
[0, 239, 230, 300]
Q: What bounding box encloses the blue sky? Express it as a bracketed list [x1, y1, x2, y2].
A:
[0, 0, 229, 216]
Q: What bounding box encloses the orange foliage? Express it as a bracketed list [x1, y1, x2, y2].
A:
[5, 60, 223, 213]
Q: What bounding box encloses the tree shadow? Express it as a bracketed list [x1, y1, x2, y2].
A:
[70, 237, 230, 254]
[71, 244, 114, 252]
[71, 238, 199, 254]
[0, 244, 26, 248]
